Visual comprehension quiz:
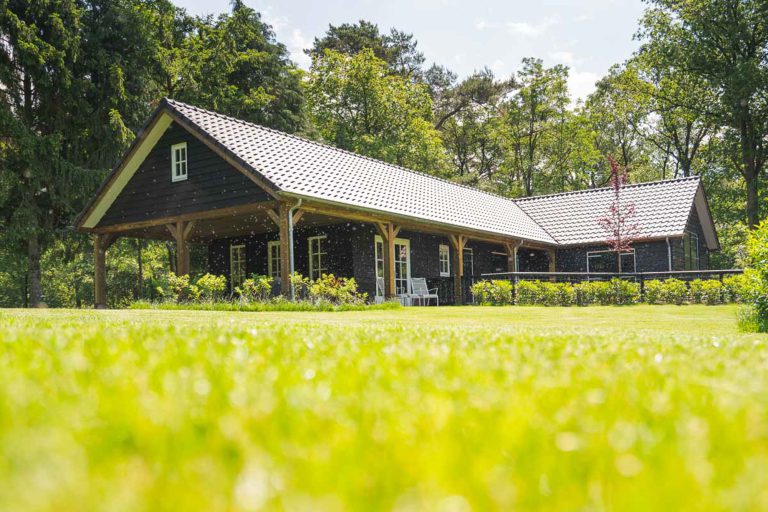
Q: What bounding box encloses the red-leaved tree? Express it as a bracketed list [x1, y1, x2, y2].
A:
[598, 156, 640, 273]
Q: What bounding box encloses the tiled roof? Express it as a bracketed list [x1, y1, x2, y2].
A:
[514, 177, 702, 245]
[164, 99, 556, 244]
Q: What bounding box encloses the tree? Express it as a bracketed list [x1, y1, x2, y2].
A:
[306, 48, 446, 174]
[175, 2, 305, 132]
[637, 0, 768, 227]
[307, 20, 425, 80]
[598, 156, 640, 272]
[499, 58, 570, 196]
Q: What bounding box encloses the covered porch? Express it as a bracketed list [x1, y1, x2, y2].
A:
[86, 198, 557, 308]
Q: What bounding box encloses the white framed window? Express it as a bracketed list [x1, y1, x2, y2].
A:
[230, 244, 246, 288]
[462, 247, 474, 276]
[171, 142, 188, 182]
[683, 231, 700, 270]
[308, 235, 327, 280]
[439, 244, 450, 276]
[374, 235, 411, 295]
[267, 241, 281, 281]
[586, 249, 636, 273]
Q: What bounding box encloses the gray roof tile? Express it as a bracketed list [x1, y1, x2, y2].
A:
[165, 99, 555, 244]
[514, 177, 701, 245]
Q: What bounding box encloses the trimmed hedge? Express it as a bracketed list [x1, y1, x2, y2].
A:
[471, 277, 740, 306]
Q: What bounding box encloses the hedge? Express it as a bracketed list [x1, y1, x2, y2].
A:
[471, 277, 742, 306]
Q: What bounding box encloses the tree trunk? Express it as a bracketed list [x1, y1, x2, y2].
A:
[746, 168, 759, 228]
[740, 115, 760, 228]
[27, 235, 43, 307]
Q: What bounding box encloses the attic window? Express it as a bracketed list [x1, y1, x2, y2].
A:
[171, 142, 188, 182]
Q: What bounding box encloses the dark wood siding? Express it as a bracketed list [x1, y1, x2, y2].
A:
[556, 240, 672, 273]
[207, 223, 508, 298]
[99, 122, 271, 227]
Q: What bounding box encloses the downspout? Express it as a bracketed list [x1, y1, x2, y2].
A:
[288, 199, 302, 301]
[666, 237, 672, 271]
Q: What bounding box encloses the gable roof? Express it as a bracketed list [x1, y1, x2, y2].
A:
[161, 99, 555, 244]
[514, 176, 720, 249]
[77, 99, 718, 251]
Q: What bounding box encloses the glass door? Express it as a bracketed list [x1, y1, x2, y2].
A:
[374, 236, 411, 296]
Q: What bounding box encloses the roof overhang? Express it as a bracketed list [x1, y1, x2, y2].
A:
[693, 183, 720, 251]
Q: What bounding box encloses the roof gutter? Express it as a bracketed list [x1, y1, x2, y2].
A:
[666, 237, 673, 271]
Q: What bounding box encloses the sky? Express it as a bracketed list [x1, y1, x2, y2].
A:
[174, 0, 648, 101]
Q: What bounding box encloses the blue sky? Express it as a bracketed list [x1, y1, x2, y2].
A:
[175, 0, 647, 101]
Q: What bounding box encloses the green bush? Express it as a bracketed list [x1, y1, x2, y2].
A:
[471, 280, 513, 305]
[196, 273, 227, 301]
[611, 278, 641, 305]
[515, 280, 541, 305]
[700, 280, 724, 305]
[236, 274, 273, 302]
[660, 278, 688, 305]
[723, 274, 750, 303]
[644, 280, 664, 304]
[688, 279, 705, 304]
[739, 222, 768, 331]
[302, 273, 367, 305]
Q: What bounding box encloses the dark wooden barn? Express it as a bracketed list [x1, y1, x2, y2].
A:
[75, 99, 719, 306]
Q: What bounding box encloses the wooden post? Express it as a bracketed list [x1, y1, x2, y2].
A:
[375, 222, 401, 299]
[278, 203, 292, 297]
[449, 235, 467, 305]
[548, 248, 556, 282]
[166, 220, 195, 276]
[505, 242, 519, 273]
[93, 233, 117, 309]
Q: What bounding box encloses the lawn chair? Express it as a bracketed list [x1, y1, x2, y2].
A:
[409, 278, 439, 306]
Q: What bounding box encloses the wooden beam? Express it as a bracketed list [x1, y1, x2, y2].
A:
[88, 201, 279, 234]
[505, 242, 519, 273]
[167, 220, 192, 276]
[375, 222, 400, 299]
[93, 233, 119, 309]
[548, 248, 556, 274]
[266, 208, 280, 226]
[292, 209, 304, 226]
[278, 202, 292, 296]
[449, 235, 467, 305]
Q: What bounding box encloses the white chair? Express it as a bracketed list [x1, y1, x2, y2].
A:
[409, 278, 439, 306]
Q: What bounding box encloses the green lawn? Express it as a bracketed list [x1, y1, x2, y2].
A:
[1, 305, 767, 511]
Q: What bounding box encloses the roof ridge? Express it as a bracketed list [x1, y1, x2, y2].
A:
[513, 176, 700, 203]
[163, 97, 532, 206]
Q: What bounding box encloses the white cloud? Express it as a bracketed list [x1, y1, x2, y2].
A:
[575, 14, 591, 22]
[505, 17, 558, 37]
[568, 70, 600, 102]
[549, 50, 576, 65]
[289, 29, 312, 69]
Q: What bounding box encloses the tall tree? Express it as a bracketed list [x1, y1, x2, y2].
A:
[175, 2, 305, 132]
[307, 20, 425, 81]
[637, 0, 768, 227]
[306, 48, 446, 174]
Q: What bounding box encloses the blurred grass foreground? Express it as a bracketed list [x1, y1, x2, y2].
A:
[1, 305, 767, 511]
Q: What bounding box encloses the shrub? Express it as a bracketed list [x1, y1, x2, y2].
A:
[306, 274, 367, 305]
[644, 280, 664, 304]
[740, 221, 768, 331]
[660, 278, 688, 305]
[723, 274, 750, 303]
[611, 278, 641, 305]
[196, 273, 227, 301]
[165, 274, 200, 302]
[515, 280, 541, 305]
[537, 282, 575, 306]
[688, 279, 705, 304]
[236, 274, 273, 302]
[700, 280, 724, 305]
[471, 280, 513, 305]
